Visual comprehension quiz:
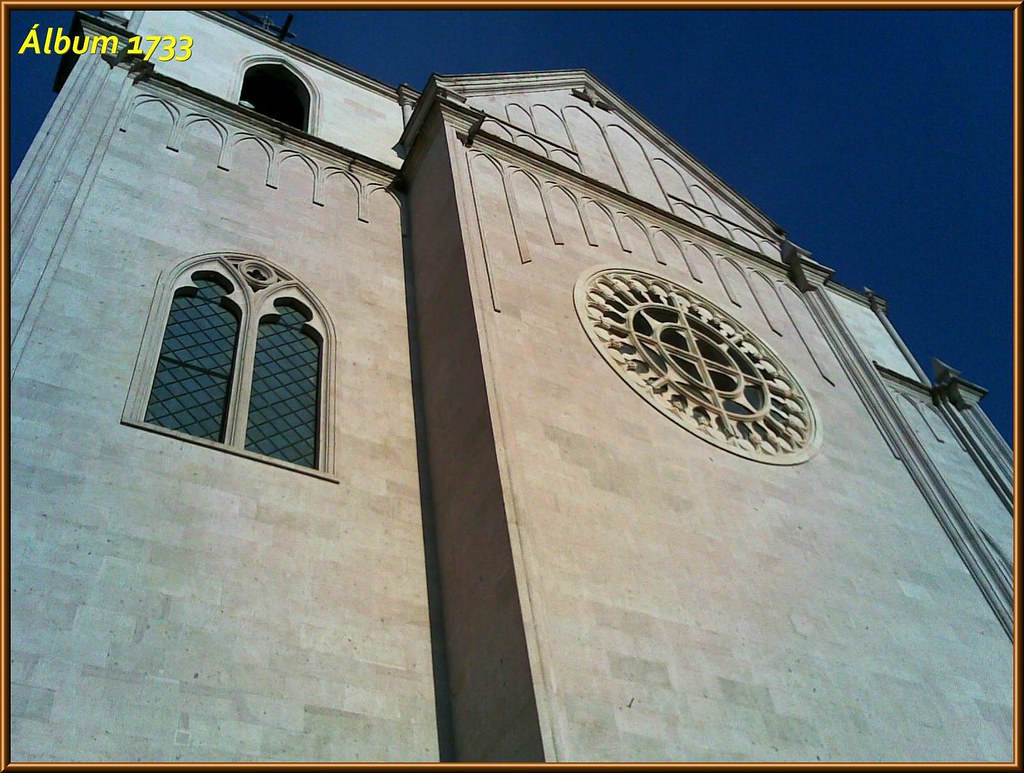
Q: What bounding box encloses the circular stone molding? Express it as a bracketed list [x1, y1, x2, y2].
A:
[238, 259, 279, 289]
[575, 268, 819, 464]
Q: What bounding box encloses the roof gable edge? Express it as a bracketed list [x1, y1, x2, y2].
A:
[435, 69, 785, 239]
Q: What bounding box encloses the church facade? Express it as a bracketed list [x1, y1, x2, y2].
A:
[8, 10, 1014, 762]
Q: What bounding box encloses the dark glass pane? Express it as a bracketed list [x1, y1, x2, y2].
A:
[744, 385, 765, 410]
[146, 278, 238, 441]
[709, 369, 739, 393]
[245, 303, 320, 468]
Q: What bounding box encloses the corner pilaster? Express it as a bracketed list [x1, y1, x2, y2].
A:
[11, 23, 142, 372]
[800, 281, 1013, 639]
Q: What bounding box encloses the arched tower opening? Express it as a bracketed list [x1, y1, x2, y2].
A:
[239, 63, 311, 131]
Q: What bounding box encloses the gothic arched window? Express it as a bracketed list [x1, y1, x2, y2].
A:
[124, 254, 335, 475]
[239, 63, 311, 132]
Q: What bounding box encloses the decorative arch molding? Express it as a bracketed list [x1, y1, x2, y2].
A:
[455, 147, 824, 368]
[561, 104, 625, 189]
[123, 252, 337, 477]
[366, 183, 408, 236]
[746, 267, 785, 336]
[277, 150, 320, 202]
[545, 181, 597, 247]
[467, 150, 530, 264]
[616, 212, 663, 265]
[510, 167, 563, 245]
[650, 228, 691, 278]
[481, 118, 515, 143]
[323, 168, 368, 221]
[531, 103, 573, 150]
[730, 226, 762, 253]
[681, 240, 714, 287]
[605, 122, 672, 209]
[179, 113, 229, 144]
[117, 89, 396, 222]
[582, 197, 626, 251]
[177, 114, 232, 169]
[225, 133, 276, 184]
[715, 255, 748, 309]
[505, 102, 537, 134]
[231, 55, 322, 136]
[462, 143, 842, 388]
[118, 94, 180, 153]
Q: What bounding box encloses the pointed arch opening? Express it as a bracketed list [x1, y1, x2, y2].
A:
[240, 63, 311, 132]
[125, 254, 336, 478]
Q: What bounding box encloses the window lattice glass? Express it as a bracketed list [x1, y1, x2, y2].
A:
[145, 277, 239, 441]
[576, 268, 818, 464]
[245, 302, 321, 468]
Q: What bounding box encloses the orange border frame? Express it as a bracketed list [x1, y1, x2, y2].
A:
[0, 3, 1018, 769]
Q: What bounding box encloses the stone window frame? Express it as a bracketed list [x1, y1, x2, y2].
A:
[231, 56, 320, 136]
[122, 252, 337, 481]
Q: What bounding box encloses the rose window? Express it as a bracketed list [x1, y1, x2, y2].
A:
[575, 268, 818, 464]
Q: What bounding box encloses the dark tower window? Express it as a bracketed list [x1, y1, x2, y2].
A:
[239, 64, 310, 132]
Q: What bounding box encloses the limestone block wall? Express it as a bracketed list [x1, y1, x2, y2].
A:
[442, 122, 1012, 761]
[10, 56, 436, 761]
[886, 379, 1013, 569]
[828, 292, 922, 382]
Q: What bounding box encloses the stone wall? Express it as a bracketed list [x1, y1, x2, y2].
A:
[10, 16, 437, 760]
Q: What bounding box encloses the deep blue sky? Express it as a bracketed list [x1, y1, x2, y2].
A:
[7, 10, 1013, 442]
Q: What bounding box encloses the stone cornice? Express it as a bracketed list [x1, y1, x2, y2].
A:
[864, 288, 930, 385]
[932, 359, 988, 409]
[781, 240, 834, 292]
[399, 75, 455, 151]
[433, 68, 591, 98]
[929, 360, 1011, 512]
[417, 71, 892, 314]
[821, 278, 880, 309]
[864, 288, 890, 314]
[72, 11, 129, 40]
[397, 99, 448, 185]
[397, 83, 420, 125]
[875, 363, 932, 398]
[55, 12, 135, 91]
[68, 12, 406, 102]
[886, 356, 1011, 515]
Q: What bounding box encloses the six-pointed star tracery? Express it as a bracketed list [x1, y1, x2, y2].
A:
[576, 269, 817, 464]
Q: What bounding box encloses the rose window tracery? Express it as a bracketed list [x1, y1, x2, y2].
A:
[575, 268, 818, 464]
